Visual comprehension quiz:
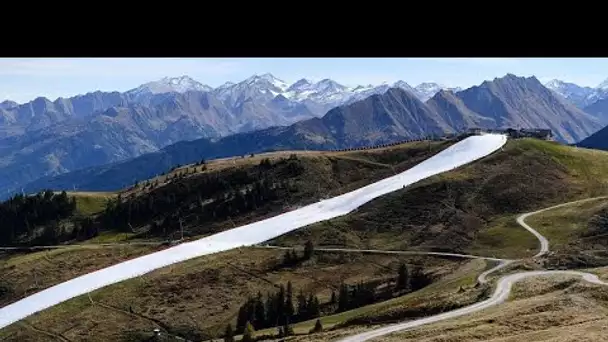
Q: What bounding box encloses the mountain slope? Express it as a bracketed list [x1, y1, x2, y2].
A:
[544, 79, 597, 109]
[457, 74, 602, 143]
[544, 78, 608, 116]
[425, 90, 494, 129]
[583, 97, 608, 124]
[0, 92, 130, 138]
[125, 76, 213, 102]
[0, 79, 325, 197]
[23, 74, 605, 194]
[577, 124, 608, 150]
[23, 88, 452, 193]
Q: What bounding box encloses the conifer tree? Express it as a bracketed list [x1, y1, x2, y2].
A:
[311, 319, 323, 333]
[338, 283, 349, 312]
[236, 305, 248, 332]
[396, 263, 409, 291]
[283, 250, 293, 266]
[303, 240, 314, 260]
[254, 292, 266, 328]
[296, 289, 308, 320]
[223, 324, 234, 342]
[276, 284, 286, 325]
[307, 293, 320, 318]
[265, 293, 277, 326]
[285, 281, 295, 320]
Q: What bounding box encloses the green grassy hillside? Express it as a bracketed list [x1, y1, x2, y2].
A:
[5, 138, 608, 341]
[271, 139, 608, 259]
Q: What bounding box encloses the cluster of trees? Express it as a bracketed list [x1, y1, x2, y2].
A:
[337, 263, 432, 313]
[235, 281, 321, 334]
[99, 156, 307, 238]
[280, 241, 315, 267]
[68, 217, 99, 242]
[336, 281, 378, 312]
[0, 190, 77, 245]
[223, 262, 432, 341]
[100, 167, 258, 232]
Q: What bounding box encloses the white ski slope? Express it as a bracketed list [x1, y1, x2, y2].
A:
[0, 133, 507, 330]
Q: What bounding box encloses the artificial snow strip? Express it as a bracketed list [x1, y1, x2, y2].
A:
[0, 133, 507, 329]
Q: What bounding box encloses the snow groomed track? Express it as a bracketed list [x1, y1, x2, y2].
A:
[0, 133, 508, 330]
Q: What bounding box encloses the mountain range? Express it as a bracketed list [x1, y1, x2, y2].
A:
[0, 74, 459, 196]
[544, 79, 608, 118]
[20, 74, 603, 195]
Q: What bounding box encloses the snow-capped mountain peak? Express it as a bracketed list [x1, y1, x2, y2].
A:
[392, 81, 416, 93]
[597, 78, 608, 91]
[127, 76, 212, 99]
[286, 79, 313, 92]
[216, 81, 235, 90]
[416, 82, 445, 92]
[414, 82, 447, 101]
[544, 79, 602, 108]
[125, 73, 460, 114]
[545, 79, 564, 89]
[544, 79, 590, 94]
[244, 73, 289, 92]
[315, 79, 348, 93]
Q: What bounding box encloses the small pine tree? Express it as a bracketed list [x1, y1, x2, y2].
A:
[308, 293, 320, 318]
[283, 250, 293, 266]
[338, 283, 349, 312]
[311, 319, 323, 333]
[224, 324, 235, 342]
[282, 320, 294, 337]
[330, 290, 337, 304]
[296, 289, 308, 320]
[303, 240, 314, 260]
[285, 281, 295, 319]
[395, 263, 409, 291]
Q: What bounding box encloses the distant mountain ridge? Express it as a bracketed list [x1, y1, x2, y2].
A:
[21, 74, 603, 196]
[0, 74, 458, 197]
[544, 78, 608, 114]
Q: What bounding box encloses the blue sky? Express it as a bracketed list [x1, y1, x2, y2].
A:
[1, 58, 608, 103]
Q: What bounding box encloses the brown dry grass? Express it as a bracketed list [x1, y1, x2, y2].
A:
[372, 271, 608, 342]
[0, 245, 160, 307]
[282, 269, 608, 342]
[0, 248, 470, 341]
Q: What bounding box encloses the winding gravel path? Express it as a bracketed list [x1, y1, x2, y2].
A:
[337, 196, 608, 342]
